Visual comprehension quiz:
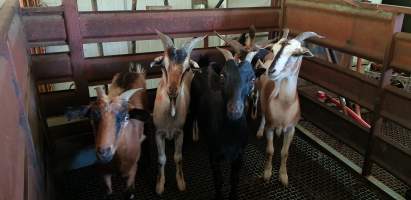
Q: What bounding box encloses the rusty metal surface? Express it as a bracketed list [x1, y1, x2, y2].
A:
[284, 0, 403, 62]
[32, 53, 72, 81]
[79, 7, 279, 43]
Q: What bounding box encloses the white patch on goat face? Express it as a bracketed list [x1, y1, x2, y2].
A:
[269, 39, 301, 78]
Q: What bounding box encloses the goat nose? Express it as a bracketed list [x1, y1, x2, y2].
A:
[97, 147, 111, 157]
[167, 87, 178, 98]
[228, 102, 244, 114]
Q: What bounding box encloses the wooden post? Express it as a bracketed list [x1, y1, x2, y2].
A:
[63, 0, 89, 104]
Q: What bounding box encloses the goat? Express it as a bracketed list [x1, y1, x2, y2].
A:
[255, 31, 323, 185]
[190, 41, 259, 200]
[151, 30, 205, 195]
[89, 66, 150, 199]
[214, 26, 280, 120]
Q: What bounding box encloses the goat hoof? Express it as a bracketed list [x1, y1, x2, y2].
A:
[123, 191, 136, 200]
[155, 177, 165, 195]
[263, 170, 272, 182]
[279, 173, 289, 186]
[256, 129, 264, 139]
[177, 178, 186, 191]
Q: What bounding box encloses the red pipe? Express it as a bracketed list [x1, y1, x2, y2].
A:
[317, 91, 371, 129]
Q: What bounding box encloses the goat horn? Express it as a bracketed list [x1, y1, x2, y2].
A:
[216, 47, 234, 61]
[214, 31, 246, 54]
[294, 31, 324, 42]
[95, 87, 107, 99]
[155, 29, 174, 50]
[182, 35, 207, 56]
[119, 89, 142, 102]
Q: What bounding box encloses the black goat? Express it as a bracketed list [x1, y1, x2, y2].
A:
[190, 47, 263, 200]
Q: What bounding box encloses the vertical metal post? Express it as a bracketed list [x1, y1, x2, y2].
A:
[215, 0, 224, 8]
[131, 0, 137, 55]
[91, 0, 104, 57]
[362, 14, 404, 176]
[63, 0, 89, 104]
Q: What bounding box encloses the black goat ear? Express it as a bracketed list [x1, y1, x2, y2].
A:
[129, 108, 150, 122]
[255, 68, 266, 78]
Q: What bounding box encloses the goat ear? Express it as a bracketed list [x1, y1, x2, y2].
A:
[293, 47, 314, 57]
[255, 68, 266, 78]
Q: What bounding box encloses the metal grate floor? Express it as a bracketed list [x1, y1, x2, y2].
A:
[55, 126, 390, 200]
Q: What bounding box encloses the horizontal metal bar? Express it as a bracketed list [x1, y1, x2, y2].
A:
[391, 32, 411, 72]
[285, 0, 401, 63]
[23, 15, 66, 45]
[31, 53, 72, 81]
[79, 7, 279, 43]
[20, 6, 64, 15]
[300, 57, 379, 111]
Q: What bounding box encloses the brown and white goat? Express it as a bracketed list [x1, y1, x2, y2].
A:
[255, 31, 323, 185]
[151, 30, 205, 195]
[91, 66, 149, 199]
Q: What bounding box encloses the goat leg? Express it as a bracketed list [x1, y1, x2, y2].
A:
[256, 116, 265, 139]
[174, 131, 186, 191]
[155, 133, 166, 195]
[263, 128, 274, 181]
[124, 164, 137, 200]
[229, 156, 244, 200]
[279, 126, 295, 186]
[211, 160, 223, 200]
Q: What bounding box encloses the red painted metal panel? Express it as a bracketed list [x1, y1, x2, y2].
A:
[79, 8, 279, 43]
